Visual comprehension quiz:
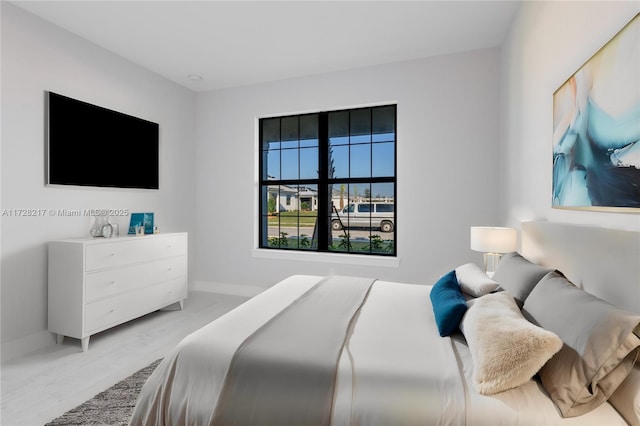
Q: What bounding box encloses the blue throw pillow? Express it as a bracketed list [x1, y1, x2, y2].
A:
[430, 270, 468, 337]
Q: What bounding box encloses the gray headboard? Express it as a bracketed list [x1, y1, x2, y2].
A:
[521, 221, 640, 314]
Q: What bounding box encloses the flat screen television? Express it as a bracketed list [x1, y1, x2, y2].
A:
[46, 91, 159, 189]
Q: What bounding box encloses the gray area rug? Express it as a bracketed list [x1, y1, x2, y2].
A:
[45, 358, 162, 426]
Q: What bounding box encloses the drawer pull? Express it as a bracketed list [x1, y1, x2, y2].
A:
[109, 253, 116, 257]
[109, 281, 116, 285]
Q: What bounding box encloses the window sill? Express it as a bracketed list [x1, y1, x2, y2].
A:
[252, 248, 400, 268]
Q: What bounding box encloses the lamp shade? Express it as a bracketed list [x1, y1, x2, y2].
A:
[470, 226, 517, 253]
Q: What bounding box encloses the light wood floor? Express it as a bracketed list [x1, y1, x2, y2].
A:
[1, 291, 249, 426]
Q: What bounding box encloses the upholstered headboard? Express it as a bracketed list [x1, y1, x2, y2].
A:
[521, 221, 640, 314]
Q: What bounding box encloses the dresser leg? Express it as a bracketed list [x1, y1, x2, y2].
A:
[161, 300, 184, 311]
[56, 334, 64, 345]
[81, 337, 90, 352]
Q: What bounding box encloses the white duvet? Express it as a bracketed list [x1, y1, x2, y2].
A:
[332, 280, 465, 426]
[129, 275, 627, 426]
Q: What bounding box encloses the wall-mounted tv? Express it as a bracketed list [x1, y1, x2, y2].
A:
[46, 91, 159, 189]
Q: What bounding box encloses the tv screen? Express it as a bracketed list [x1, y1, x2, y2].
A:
[46, 91, 159, 189]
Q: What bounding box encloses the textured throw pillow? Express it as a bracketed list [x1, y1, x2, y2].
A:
[430, 270, 467, 337]
[523, 271, 640, 418]
[609, 364, 640, 426]
[491, 252, 552, 305]
[455, 262, 499, 297]
[460, 292, 562, 395]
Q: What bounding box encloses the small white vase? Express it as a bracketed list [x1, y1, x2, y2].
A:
[89, 212, 110, 237]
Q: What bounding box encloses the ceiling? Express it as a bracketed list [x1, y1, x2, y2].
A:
[12, 1, 521, 92]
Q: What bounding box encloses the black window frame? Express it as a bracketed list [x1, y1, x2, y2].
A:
[259, 105, 397, 256]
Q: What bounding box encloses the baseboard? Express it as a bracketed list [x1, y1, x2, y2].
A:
[193, 281, 265, 298]
[2, 330, 57, 362]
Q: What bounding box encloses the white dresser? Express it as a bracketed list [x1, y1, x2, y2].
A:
[48, 232, 188, 351]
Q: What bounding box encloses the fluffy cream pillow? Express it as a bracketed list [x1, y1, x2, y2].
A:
[455, 263, 499, 297]
[460, 292, 563, 395]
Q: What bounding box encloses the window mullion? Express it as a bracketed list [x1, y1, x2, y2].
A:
[317, 112, 329, 251]
[297, 117, 301, 248]
[258, 123, 265, 248]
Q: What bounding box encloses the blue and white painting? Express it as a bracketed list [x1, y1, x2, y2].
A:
[552, 13, 639, 210]
[128, 212, 154, 234]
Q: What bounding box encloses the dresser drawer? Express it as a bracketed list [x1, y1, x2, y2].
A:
[85, 256, 186, 303]
[85, 278, 187, 334]
[85, 234, 187, 271]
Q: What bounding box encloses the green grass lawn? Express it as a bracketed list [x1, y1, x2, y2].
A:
[268, 211, 317, 226]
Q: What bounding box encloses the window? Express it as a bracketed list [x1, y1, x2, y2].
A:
[376, 204, 394, 213]
[259, 105, 396, 255]
[358, 204, 372, 213]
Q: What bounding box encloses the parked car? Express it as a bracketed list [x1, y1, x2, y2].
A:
[331, 202, 395, 232]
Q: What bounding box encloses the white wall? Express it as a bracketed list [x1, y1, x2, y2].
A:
[1, 3, 197, 359]
[195, 48, 502, 292]
[500, 1, 640, 232]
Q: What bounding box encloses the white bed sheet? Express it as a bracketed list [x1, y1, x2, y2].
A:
[332, 280, 466, 425]
[130, 275, 629, 426]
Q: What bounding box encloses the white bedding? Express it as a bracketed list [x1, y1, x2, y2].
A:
[129, 275, 628, 425]
[332, 280, 465, 425]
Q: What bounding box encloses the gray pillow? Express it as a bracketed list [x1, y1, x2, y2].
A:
[523, 271, 640, 418]
[609, 364, 640, 426]
[491, 252, 552, 305]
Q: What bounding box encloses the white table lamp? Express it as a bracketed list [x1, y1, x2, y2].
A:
[470, 226, 517, 277]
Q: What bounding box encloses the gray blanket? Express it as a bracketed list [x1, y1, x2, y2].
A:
[211, 275, 376, 426]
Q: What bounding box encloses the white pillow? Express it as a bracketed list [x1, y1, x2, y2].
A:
[455, 263, 499, 297]
[460, 292, 563, 395]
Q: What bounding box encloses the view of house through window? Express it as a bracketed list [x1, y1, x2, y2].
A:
[259, 105, 396, 255]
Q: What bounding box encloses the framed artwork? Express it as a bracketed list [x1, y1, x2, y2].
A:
[552, 13, 639, 211]
[128, 212, 154, 234]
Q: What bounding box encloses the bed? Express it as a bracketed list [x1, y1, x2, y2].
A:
[129, 222, 640, 425]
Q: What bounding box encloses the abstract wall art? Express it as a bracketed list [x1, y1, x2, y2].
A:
[552, 13, 639, 211]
